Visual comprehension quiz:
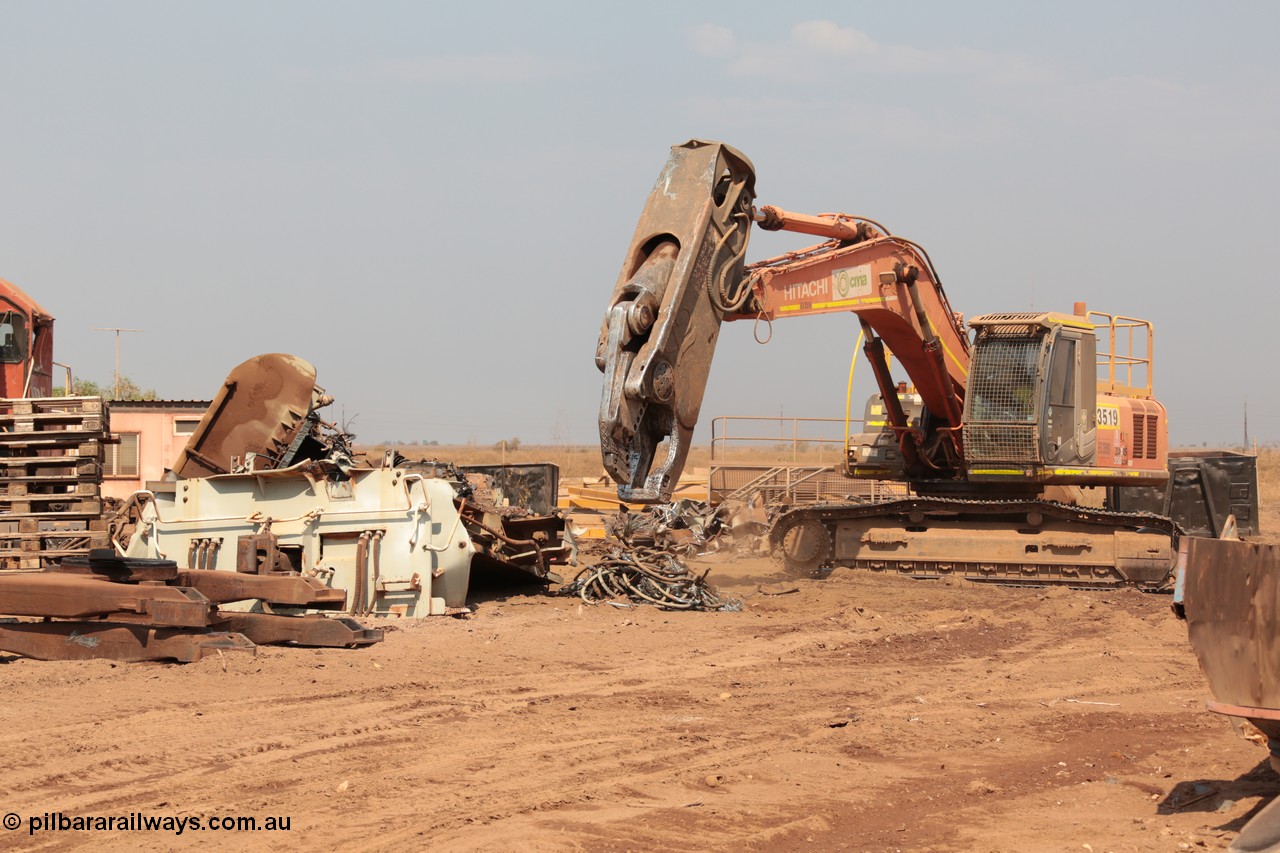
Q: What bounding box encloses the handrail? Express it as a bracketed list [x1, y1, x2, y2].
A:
[1088, 311, 1154, 399]
[710, 415, 867, 462]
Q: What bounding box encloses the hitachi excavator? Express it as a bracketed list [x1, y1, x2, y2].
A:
[596, 139, 1176, 588]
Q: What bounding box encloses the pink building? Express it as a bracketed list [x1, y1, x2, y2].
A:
[102, 400, 210, 500]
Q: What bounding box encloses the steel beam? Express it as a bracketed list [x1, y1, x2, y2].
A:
[213, 612, 382, 648]
[0, 622, 254, 662]
[0, 573, 213, 627]
[177, 569, 345, 608]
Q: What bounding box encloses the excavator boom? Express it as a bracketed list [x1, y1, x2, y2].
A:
[597, 139, 972, 501]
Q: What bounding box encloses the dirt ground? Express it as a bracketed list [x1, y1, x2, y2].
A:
[1, 506, 1277, 852]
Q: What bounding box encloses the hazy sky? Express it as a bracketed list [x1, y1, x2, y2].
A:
[2, 2, 1276, 448]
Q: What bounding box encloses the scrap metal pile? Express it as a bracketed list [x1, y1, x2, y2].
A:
[0, 547, 381, 663]
[403, 458, 571, 584]
[602, 496, 774, 558]
[563, 545, 740, 611]
[566, 500, 745, 612]
[119, 354, 572, 622]
[0, 352, 576, 663]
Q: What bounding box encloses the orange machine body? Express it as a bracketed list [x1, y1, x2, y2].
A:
[0, 278, 54, 398]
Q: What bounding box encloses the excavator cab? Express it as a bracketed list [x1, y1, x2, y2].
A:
[962, 311, 1164, 488]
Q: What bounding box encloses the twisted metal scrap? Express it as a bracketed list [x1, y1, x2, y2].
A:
[564, 546, 742, 612]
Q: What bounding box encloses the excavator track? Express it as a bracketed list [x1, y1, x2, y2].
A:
[768, 498, 1180, 590]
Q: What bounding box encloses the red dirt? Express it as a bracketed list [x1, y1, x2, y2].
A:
[1, 535, 1276, 851]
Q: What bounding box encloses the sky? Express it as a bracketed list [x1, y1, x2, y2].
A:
[1, 1, 1276, 449]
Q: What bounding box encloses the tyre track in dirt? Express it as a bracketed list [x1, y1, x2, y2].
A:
[0, 560, 1266, 851]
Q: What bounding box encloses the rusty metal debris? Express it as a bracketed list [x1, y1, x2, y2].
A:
[176, 569, 346, 609]
[564, 545, 741, 612]
[0, 622, 254, 663]
[1175, 533, 1280, 851]
[606, 499, 725, 555]
[0, 570, 214, 627]
[0, 549, 382, 662]
[118, 355, 572, 620]
[172, 353, 343, 479]
[599, 495, 778, 561]
[440, 462, 570, 583]
[212, 612, 382, 648]
[1177, 536, 1280, 725]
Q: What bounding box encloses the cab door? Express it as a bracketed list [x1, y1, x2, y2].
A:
[1041, 327, 1098, 466]
[1043, 329, 1081, 464]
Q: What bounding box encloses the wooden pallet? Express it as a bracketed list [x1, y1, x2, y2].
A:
[0, 529, 111, 570]
[4, 517, 109, 534]
[0, 530, 110, 550]
[0, 481, 100, 498]
[0, 496, 102, 515]
[0, 397, 105, 417]
[1, 456, 102, 476]
[0, 415, 107, 434]
[0, 437, 103, 456]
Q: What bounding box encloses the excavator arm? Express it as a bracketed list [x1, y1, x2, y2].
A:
[596, 139, 971, 502]
[595, 140, 756, 502]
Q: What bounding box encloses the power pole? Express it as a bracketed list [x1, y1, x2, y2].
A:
[92, 327, 143, 399]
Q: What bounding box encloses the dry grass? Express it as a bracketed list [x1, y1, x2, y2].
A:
[356, 443, 838, 481]
[1258, 447, 1278, 506]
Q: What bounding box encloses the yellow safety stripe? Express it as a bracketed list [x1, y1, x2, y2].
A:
[777, 295, 887, 313]
[971, 466, 1150, 478]
[925, 316, 969, 378]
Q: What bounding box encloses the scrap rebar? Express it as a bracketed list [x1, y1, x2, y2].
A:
[562, 546, 741, 612]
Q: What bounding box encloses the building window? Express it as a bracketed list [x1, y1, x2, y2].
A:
[174, 418, 201, 436]
[106, 433, 140, 477]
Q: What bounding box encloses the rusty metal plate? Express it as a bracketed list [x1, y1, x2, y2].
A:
[172, 354, 317, 478]
[0, 622, 254, 662]
[1181, 537, 1280, 711]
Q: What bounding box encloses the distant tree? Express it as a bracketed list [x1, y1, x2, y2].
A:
[56, 375, 158, 401]
[52, 378, 103, 398]
[494, 436, 521, 451]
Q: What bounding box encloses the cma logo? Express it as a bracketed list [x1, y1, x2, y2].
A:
[832, 266, 872, 299]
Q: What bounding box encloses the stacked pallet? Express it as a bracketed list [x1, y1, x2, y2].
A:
[0, 396, 109, 570]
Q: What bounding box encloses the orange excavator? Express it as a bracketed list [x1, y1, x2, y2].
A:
[596, 140, 1176, 588]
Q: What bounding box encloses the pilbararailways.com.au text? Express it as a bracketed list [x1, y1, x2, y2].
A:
[10, 811, 291, 835]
